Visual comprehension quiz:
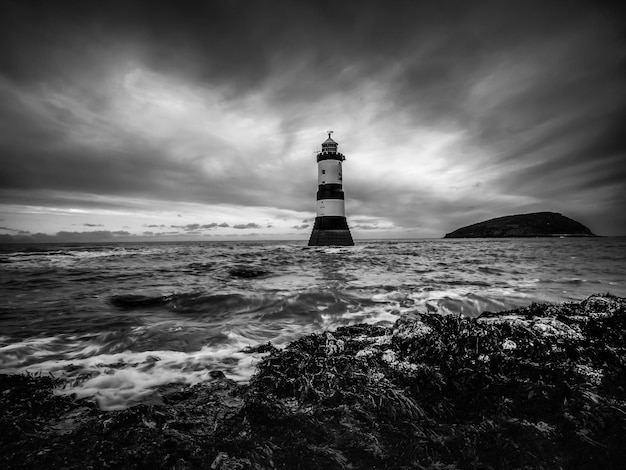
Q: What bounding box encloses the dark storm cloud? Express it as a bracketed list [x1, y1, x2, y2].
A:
[2, 0, 354, 92]
[2, 1, 622, 93]
[3, 0, 614, 118]
[0, 0, 625, 234]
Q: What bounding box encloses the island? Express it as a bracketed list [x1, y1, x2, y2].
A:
[444, 211, 596, 238]
[1, 294, 625, 469]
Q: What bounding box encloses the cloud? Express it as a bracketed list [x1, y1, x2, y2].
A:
[170, 224, 199, 231]
[168, 222, 229, 231]
[292, 224, 310, 230]
[0, 230, 132, 243]
[233, 223, 262, 230]
[0, 0, 624, 236]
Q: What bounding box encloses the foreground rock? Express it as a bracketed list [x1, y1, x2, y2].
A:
[444, 211, 596, 238]
[2, 294, 625, 469]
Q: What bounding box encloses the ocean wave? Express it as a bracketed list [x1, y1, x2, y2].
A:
[228, 265, 272, 279]
[109, 292, 284, 317]
[2, 238, 625, 410]
[540, 277, 600, 285]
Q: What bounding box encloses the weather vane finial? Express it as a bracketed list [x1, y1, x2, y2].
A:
[327, 130, 333, 138]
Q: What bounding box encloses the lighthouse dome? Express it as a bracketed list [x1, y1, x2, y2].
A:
[321, 133, 338, 153]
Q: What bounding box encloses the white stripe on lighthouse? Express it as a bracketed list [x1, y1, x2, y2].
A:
[318, 160, 343, 185]
[317, 199, 345, 217]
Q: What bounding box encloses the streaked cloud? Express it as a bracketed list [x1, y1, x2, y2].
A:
[0, 0, 624, 239]
[233, 223, 262, 230]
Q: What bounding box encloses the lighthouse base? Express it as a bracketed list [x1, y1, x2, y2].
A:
[308, 216, 354, 246]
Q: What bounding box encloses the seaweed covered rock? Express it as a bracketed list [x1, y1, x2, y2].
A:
[2, 294, 626, 469]
[235, 294, 626, 469]
[0, 374, 244, 469]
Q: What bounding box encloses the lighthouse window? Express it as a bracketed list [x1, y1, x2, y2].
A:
[321, 170, 326, 174]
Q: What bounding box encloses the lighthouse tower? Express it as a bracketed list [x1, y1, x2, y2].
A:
[308, 132, 354, 246]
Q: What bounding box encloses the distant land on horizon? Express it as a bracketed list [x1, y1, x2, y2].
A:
[444, 212, 597, 238]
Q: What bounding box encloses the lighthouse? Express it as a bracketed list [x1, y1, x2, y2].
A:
[308, 132, 354, 246]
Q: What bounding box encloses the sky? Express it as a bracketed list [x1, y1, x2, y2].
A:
[0, 0, 625, 242]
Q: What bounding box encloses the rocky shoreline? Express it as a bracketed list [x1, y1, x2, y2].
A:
[2, 294, 625, 469]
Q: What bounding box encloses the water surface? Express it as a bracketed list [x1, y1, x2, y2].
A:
[1, 238, 624, 409]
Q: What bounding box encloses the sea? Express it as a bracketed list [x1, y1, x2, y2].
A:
[1, 238, 625, 410]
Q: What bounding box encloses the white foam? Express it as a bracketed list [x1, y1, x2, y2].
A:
[372, 291, 407, 302]
[0, 332, 273, 410]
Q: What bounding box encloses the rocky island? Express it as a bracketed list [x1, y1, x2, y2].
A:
[444, 211, 596, 238]
[2, 294, 625, 469]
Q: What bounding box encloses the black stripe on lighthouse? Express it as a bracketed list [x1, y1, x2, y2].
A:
[318, 183, 343, 191]
[316, 188, 344, 200]
[312, 216, 350, 230]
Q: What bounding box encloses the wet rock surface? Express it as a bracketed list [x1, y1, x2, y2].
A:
[2, 294, 625, 469]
